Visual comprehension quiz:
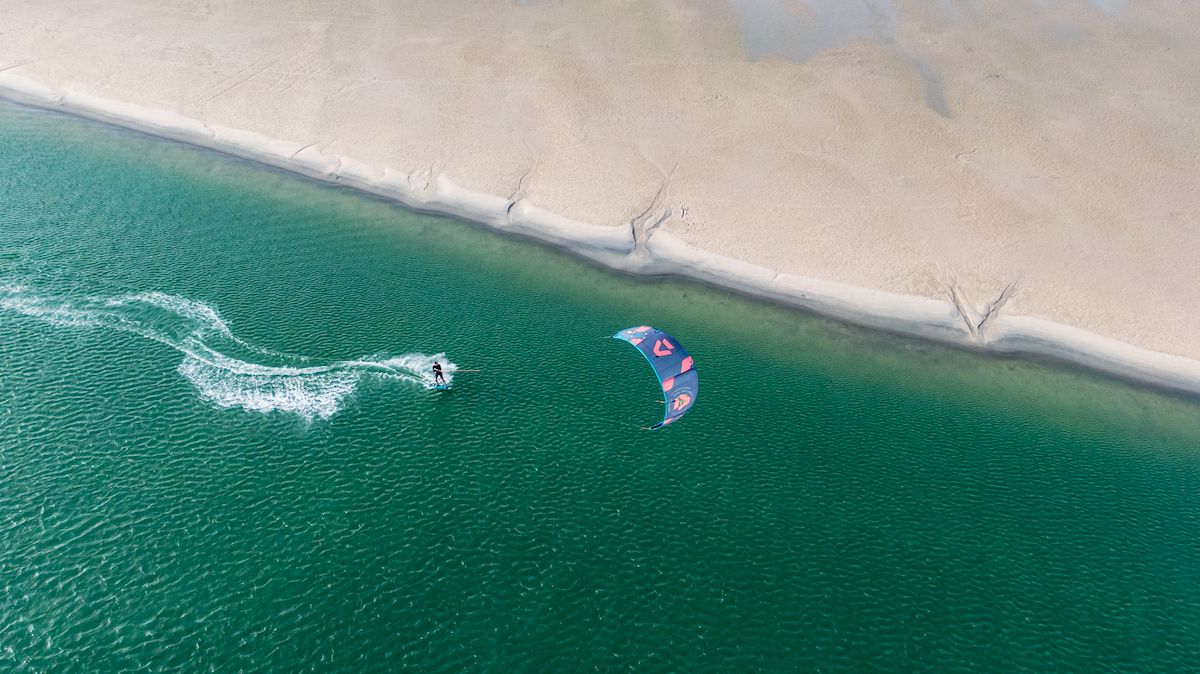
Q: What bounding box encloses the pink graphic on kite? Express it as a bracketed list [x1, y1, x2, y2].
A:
[613, 325, 699, 429]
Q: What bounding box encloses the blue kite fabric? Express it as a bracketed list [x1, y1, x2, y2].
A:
[613, 326, 698, 429]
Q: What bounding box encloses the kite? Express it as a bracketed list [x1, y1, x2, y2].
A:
[613, 326, 698, 429]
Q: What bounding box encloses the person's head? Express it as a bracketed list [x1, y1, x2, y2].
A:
[434, 361, 440, 366]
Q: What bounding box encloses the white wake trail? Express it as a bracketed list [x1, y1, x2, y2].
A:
[0, 285, 453, 420]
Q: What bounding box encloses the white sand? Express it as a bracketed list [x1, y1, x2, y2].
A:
[2, 0, 1199, 392]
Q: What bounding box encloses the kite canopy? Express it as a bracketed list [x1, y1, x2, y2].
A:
[613, 326, 698, 429]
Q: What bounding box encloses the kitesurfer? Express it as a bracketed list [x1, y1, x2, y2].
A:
[432, 361, 446, 385]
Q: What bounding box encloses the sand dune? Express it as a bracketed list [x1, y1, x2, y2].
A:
[1, 0, 1198, 375]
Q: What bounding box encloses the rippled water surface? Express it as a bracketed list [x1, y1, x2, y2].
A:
[1, 102, 1199, 671]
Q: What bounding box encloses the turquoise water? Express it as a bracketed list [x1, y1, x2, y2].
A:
[1, 101, 1199, 671]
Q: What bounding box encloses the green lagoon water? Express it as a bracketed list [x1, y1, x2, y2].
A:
[1, 101, 1199, 672]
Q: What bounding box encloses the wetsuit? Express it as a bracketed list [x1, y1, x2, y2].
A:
[433, 363, 445, 384]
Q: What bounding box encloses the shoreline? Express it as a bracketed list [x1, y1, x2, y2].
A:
[4, 72, 1200, 400]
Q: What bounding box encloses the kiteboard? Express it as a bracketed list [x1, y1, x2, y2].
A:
[435, 383, 449, 391]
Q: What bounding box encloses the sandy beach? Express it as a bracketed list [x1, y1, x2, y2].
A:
[2, 0, 1198, 390]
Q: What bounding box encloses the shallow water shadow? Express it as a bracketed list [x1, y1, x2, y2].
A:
[727, 0, 951, 116]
